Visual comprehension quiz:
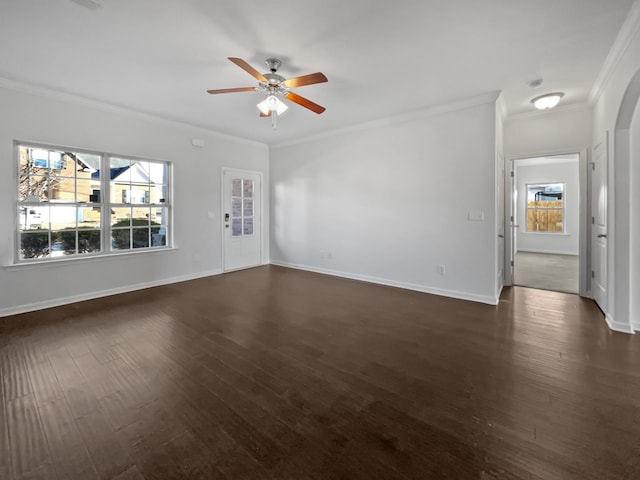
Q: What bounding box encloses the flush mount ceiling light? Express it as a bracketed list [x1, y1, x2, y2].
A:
[531, 92, 564, 110]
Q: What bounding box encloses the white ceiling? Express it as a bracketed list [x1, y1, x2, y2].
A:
[0, 0, 634, 145]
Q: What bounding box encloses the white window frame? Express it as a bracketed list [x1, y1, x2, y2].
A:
[14, 141, 172, 263]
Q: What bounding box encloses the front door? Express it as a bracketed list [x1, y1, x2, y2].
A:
[591, 137, 608, 311]
[222, 169, 262, 272]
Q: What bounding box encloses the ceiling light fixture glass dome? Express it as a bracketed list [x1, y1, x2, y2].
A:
[531, 92, 564, 110]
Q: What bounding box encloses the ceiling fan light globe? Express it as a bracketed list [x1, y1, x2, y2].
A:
[275, 100, 288, 115]
[257, 99, 271, 115]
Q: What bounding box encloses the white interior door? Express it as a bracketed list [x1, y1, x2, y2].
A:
[222, 169, 262, 272]
[591, 137, 608, 311]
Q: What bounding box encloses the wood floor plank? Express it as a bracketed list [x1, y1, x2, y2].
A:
[74, 409, 134, 480]
[6, 394, 52, 480]
[0, 363, 14, 480]
[38, 396, 99, 480]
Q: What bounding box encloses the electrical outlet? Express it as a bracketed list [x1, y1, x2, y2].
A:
[437, 264, 446, 275]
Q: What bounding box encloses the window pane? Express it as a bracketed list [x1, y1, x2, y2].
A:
[243, 179, 253, 198]
[130, 185, 150, 204]
[55, 230, 76, 256]
[243, 198, 253, 217]
[50, 177, 77, 202]
[527, 183, 564, 204]
[152, 184, 167, 204]
[78, 230, 101, 254]
[19, 206, 48, 230]
[20, 231, 51, 259]
[79, 206, 100, 229]
[111, 228, 131, 250]
[152, 207, 167, 225]
[132, 160, 150, 181]
[232, 179, 242, 197]
[112, 182, 131, 204]
[526, 183, 564, 233]
[132, 228, 150, 248]
[76, 153, 101, 179]
[232, 218, 242, 237]
[232, 198, 242, 218]
[75, 179, 93, 203]
[528, 209, 564, 232]
[149, 162, 168, 184]
[50, 206, 77, 230]
[151, 225, 166, 247]
[110, 157, 132, 181]
[131, 214, 150, 227]
[111, 207, 131, 227]
[20, 175, 51, 202]
[243, 217, 254, 235]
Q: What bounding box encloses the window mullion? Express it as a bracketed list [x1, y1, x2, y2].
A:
[101, 153, 110, 254]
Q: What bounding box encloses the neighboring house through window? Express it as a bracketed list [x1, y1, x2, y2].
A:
[16, 143, 170, 261]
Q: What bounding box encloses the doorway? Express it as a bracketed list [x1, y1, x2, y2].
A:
[509, 154, 581, 294]
[222, 168, 263, 272]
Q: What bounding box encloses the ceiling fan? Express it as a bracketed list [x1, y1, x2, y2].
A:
[207, 57, 328, 128]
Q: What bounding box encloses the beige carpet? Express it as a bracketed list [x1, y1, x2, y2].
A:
[514, 251, 579, 294]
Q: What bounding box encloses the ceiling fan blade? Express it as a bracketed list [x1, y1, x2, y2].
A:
[285, 92, 326, 114]
[228, 57, 268, 83]
[282, 72, 328, 89]
[207, 87, 257, 94]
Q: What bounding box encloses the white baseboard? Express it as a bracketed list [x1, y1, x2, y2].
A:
[516, 249, 579, 256]
[0, 269, 222, 318]
[270, 260, 499, 306]
[605, 314, 635, 334]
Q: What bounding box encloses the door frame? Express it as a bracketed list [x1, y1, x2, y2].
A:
[503, 149, 589, 297]
[221, 167, 264, 272]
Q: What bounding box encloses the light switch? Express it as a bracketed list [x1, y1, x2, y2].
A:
[468, 210, 485, 221]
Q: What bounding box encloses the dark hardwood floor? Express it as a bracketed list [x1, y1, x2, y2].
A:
[1, 265, 640, 479]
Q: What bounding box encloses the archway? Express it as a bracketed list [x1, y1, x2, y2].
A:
[613, 68, 640, 330]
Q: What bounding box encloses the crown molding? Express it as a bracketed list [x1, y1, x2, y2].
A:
[0, 76, 268, 150]
[271, 91, 501, 149]
[589, 0, 640, 104]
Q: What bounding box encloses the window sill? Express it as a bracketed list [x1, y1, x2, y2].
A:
[4, 246, 178, 271]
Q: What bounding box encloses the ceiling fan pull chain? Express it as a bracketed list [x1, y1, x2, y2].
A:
[271, 111, 277, 130]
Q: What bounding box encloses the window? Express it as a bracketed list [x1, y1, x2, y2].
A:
[526, 183, 564, 233]
[16, 143, 170, 261]
[231, 178, 254, 237]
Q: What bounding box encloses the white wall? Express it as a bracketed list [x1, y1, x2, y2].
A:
[515, 158, 580, 255]
[591, 1, 640, 332]
[270, 95, 499, 305]
[0, 83, 269, 316]
[504, 105, 593, 159]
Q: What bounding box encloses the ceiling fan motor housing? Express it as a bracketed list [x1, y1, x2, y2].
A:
[265, 58, 282, 73]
